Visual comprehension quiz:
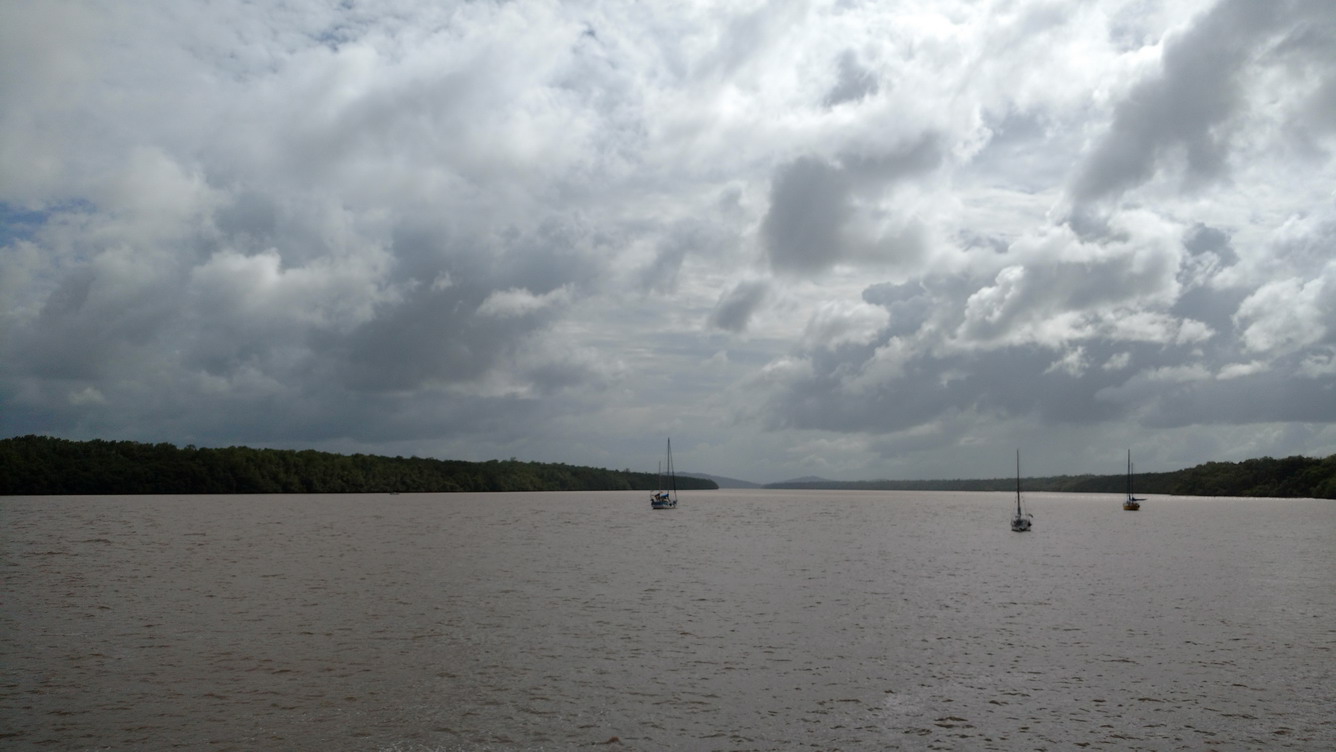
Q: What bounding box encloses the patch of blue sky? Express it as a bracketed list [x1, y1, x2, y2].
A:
[0, 200, 95, 247]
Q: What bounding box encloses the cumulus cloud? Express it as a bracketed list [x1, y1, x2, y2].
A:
[1067, 1, 1264, 209]
[1064, 0, 1336, 227]
[1235, 268, 1335, 356]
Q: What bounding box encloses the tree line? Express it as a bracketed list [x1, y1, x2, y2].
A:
[0, 436, 719, 495]
[765, 453, 1336, 499]
[4, 436, 1333, 498]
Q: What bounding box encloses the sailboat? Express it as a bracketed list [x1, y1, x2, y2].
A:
[1123, 449, 1143, 511]
[1011, 450, 1032, 532]
[651, 438, 678, 509]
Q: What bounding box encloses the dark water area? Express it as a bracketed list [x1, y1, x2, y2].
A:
[2, 490, 1333, 750]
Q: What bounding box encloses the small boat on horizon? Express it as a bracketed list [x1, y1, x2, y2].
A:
[1011, 450, 1032, 532]
[1124, 449, 1144, 511]
[651, 438, 678, 510]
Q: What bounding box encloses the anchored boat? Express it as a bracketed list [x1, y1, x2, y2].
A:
[651, 438, 678, 510]
[1123, 449, 1144, 511]
[1011, 450, 1032, 532]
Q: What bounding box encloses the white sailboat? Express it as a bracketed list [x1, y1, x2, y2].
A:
[1011, 450, 1032, 532]
[1123, 449, 1143, 511]
[651, 438, 678, 509]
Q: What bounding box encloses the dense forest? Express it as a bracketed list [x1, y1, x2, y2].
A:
[3, 436, 1333, 498]
[766, 453, 1336, 499]
[0, 436, 718, 495]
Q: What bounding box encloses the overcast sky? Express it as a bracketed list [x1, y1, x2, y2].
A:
[3, 0, 1335, 483]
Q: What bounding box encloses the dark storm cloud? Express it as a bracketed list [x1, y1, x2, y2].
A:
[339, 219, 593, 392]
[761, 270, 1169, 435]
[214, 190, 279, 246]
[839, 133, 944, 185]
[1264, 213, 1336, 277]
[339, 284, 509, 392]
[862, 281, 934, 338]
[640, 219, 731, 295]
[642, 235, 690, 295]
[959, 249, 1178, 343]
[759, 205, 1336, 444]
[764, 338, 1141, 435]
[710, 279, 770, 333]
[761, 157, 850, 275]
[0, 178, 599, 449]
[823, 50, 879, 108]
[1099, 358, 1336, 428]
[1172, 222, 1244, 333]
[11, 242, 192, 384]
[1182, 222, 1238, 264]
[1068, 0, 1290, 212]
[1170, 285, 1248, 339]
[1271, 4, 1336, 149]
[760, 136, 941, 276]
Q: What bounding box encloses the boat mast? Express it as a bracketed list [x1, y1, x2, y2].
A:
[1015, 449, 1022, 514]
[668, 438, 677, 500]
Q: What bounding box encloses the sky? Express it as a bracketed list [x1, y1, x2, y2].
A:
[2, 0, 1335, 484]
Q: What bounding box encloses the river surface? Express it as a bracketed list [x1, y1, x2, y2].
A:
[2, 490, 1333, 751]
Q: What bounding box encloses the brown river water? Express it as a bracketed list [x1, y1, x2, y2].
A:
[2, 490, 1333, 751]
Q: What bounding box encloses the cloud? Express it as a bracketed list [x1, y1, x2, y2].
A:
[1218, 360, 1269, 379]
[801, 299, 887, 350]
[477, 286, 573, 319]
[752, 195, 1336, 448]
[761, 157, 851, 275]
[760, 136, 940, 277]
[1064, 0, 1335, 228]
[824, 50, 879, 108]
[710, 279, 770, 333]
[1067, 0, 1270, 207]
[1235, 266, 1336, 356]
[1046, 347, 1090, 377]
[862, 281, 935, 338]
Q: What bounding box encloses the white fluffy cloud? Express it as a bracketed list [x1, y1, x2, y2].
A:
[3, 0, 1335, 482]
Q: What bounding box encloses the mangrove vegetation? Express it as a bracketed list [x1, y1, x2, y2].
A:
[0, 436, 719, 495]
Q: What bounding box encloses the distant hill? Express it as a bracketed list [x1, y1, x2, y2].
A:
[678, 472, 762, 489]
[774, 475, 834, 485]
[0, 436, 720, 495]
[763, 454, 1336, 499]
